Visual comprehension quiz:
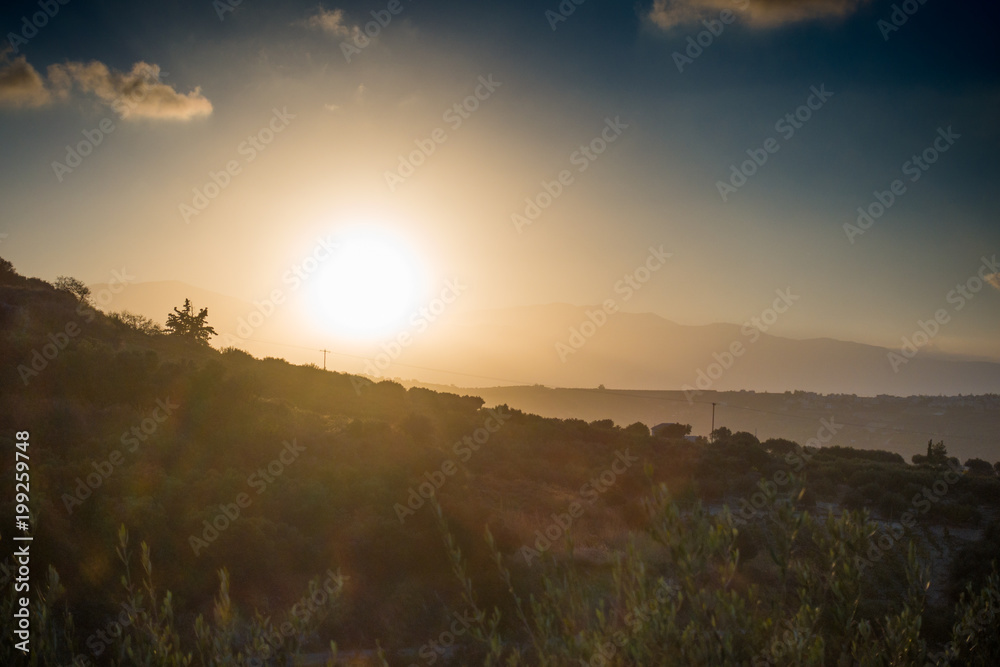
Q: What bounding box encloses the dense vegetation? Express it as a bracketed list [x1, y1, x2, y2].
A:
[1, 258, 999, 665]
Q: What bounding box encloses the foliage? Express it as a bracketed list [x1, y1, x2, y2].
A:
[623, 422, 650, 437]
[2, 260, 1000, 665]
[914, 440, 952, 466]
[0, 256, 17, 279]
[165, 298, 217, 345]
[653, 422, 692, 439]
[964, 458, 995, 476]
[0, 527, 344, 666]
[763, 437, 800, 455]
[711, 426, 732, 442]
[430, 487, 1000, 666]
[109, 309, 164, 336]
[818, 445, 905, 464]
[55, 275, 92, 303]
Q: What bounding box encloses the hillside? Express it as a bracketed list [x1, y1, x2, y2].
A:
[90, 281, 1000, 397]
[406, 384, 1000, 464]
[2, 258, 1000, 665]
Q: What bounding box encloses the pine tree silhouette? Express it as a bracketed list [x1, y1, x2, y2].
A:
[165, 298, 217, 345]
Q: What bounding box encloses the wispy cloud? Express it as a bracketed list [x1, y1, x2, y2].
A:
[0, 52, 212, 120]
[647, 0, 871, 30]
[303, 7, 361, 40]
[49, 61, 212, 120]
[985, 273, 1000, 292]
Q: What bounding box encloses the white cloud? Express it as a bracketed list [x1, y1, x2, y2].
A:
[648, 0, 871, 30]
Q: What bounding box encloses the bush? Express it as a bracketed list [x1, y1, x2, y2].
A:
[109, 310, 164, 336]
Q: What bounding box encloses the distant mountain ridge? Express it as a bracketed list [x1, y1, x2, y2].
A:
[407, 304, 1000, 396]
[88, 281, 1000, 396]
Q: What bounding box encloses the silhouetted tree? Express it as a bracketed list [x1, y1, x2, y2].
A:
[624, 422, 650, 437]
[710, 426, 732, 442]
[55, 275, 91, 303]
[653, 423, 692, 439]
[763, 438, 799, 456]
[730, 431, 760, 448]
[929, 439, 948, 464]
[165, 298, 217, 345]
[914, 440, 951, 467]
[110, 310, 163, 336]
[965, 458, 995, 476]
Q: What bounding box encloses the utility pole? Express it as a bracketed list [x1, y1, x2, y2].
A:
[321, 349, 330, 371]
[711, 402, 716, 436]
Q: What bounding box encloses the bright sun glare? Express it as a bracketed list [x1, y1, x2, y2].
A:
[308, 228, 425, 340]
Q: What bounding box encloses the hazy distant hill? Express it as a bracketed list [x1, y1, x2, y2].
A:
[91, 284, 1000, 397]
[399, 304, 1000, 396]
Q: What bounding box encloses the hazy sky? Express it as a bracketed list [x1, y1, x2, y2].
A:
[2, 0, 998, 359]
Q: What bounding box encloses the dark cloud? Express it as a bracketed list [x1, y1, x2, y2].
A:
[0, 52, 50, 108]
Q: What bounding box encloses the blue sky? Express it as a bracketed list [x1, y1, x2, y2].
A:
[1, 0, 998, 359]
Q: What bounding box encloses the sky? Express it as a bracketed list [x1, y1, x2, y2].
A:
[1, 0, 999, 361]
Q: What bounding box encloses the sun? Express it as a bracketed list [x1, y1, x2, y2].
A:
[307, 228, 425, 340]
